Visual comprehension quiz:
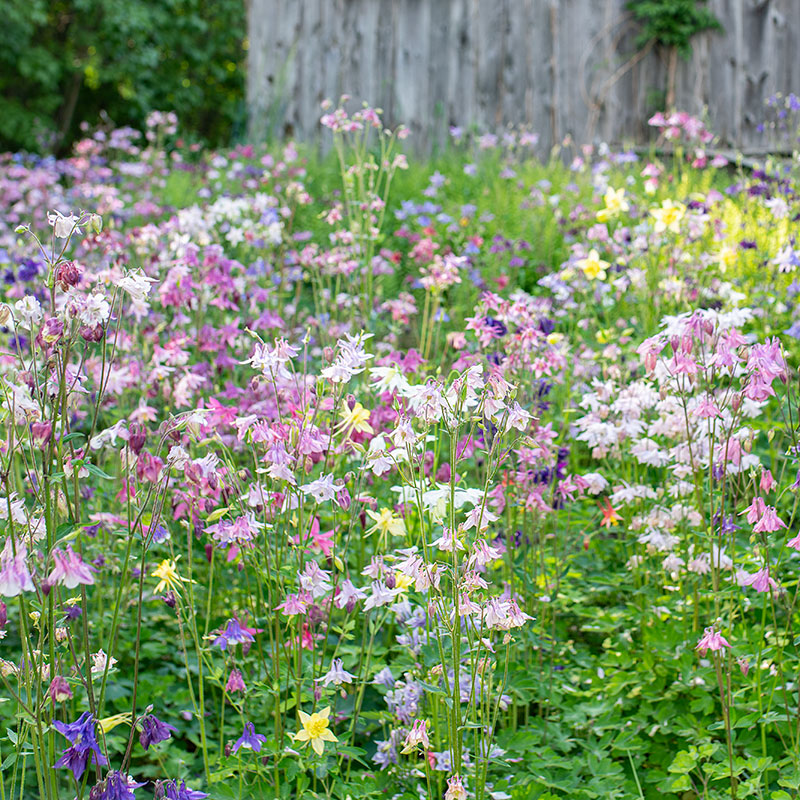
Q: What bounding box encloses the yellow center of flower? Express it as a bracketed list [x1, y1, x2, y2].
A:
[303, 713, 330, 739]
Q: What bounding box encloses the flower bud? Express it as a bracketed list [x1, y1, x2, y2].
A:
[40, 317, 63, 344]
[80, 324, 104, 343]
[49, 675, 73, 703]
[128, 423, 147, 455]
[31, 421, 52, 446]
[56, 261, 83, 290]
[90, 214, 103, 234]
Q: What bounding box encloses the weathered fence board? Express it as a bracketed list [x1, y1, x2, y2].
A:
[247, 0, 800, 152]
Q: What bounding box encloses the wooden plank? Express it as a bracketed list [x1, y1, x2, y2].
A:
[247, 0, 800, 154]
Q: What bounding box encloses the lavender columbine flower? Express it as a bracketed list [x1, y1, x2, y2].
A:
[53, 711, 108, 781]
[316, 658, 356, 687]
[139, 713, 177, 750]
[232, 721, 266, 753]
[48, 545, 95, 589]
[0, 541, 34, 598]
[213, 618, 255, 651]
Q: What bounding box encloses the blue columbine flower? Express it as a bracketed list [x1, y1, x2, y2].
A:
[89, 771, 145, 799]
[139, 713, 177, 750]
[154, 780, 209, 800]
[232, 722, 266, 753]
[54, 711, 108, 781]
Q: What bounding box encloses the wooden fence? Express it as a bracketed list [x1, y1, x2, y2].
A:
[247, 0, 800, 153]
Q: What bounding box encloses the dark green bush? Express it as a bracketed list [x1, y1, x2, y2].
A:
[0, 0, 246, 154]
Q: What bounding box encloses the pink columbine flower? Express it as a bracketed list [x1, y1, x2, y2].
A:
[444, 775, 467, 800]
[401, 719, 430, 754]
[760, 469, 775, 493]
[742, 497, 766, 525]
[47, 546, 95, 589]
[225, 668, 246, 694]
[695, 626, 730, 656]
[744, 568, 777, 593]
[753, 506, 786, 533]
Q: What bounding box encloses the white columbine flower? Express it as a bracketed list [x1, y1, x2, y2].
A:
[47, 210, 81, 239]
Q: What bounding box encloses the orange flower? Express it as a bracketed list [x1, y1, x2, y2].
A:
[599, 499, 621, 528]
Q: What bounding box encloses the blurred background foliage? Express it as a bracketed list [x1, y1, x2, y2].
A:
[0, 0, 246, 154]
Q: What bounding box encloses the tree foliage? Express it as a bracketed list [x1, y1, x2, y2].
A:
[626, 0, 722, 58]
[0, 0, 246, 153]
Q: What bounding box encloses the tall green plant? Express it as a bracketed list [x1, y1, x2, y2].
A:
[626, 0, 722, 108]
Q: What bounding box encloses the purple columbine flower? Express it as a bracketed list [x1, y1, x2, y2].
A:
[53, 711, 108, 781]
[154, 780, 209, 800]
[213, 618, 254, 651]
[0, 541, 34, 598]
[139, 713, 177, 750]
[232, 722, 266, 753]
[89, 771, 145, 800]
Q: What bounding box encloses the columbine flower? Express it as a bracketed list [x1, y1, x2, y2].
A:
[444, 775, 467, 800]
[225, 668, 246, 693]
[155, 780, 209, 800]
[90, 771, 145, 800]
[47, 545, 95, 589]
[599, 499, 621, 528]
[596, 187, 629, 222]
[0, 541, 34, 597]
[300, 474, 337, 503]
[365, 508, 405, 539]
[753, 506, 786, 533]
[213, 618, 255, 651]
[575, 249, 608, 281]
[743, 567, 778, 593]
[316, 658, 356, 687]
[649, 199, 686, 234]
[54, 711, 108, 780]
[400, 719, 430, 754]
[91, 650, 118, 674]
[293, 706, 338, 755]
[49, 675, 73, 703]
[48, 210, 81, 239]
[151, 559, 190, 595]
[695, 626, 730, 656]
[139, 713, 177, 750]
[118, 269, 158, 303]
[233, 722, 266, 753]
[337, 401, 374, 437]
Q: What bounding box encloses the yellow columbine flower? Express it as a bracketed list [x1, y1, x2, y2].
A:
[98, 712, 131, 734]
[716, 245, 738, 273]
[596, 187, 629, 222]
[337, 402, 374, 438]
[151, 559, 188, 594]
[576, 249, 609, 281]
[394, 572, 414, 592]
[293, 706, 338, 756]
[365, 508, 405, 538]
[650, 199, 686, 234]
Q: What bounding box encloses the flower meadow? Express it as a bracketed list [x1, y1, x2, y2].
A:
[3, 102, 800, 800]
